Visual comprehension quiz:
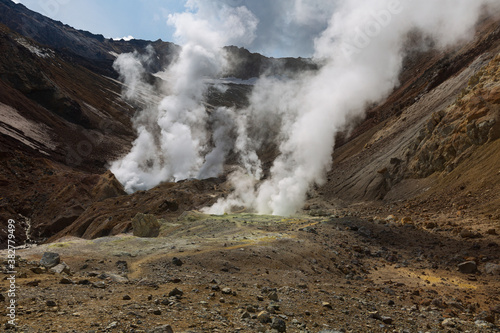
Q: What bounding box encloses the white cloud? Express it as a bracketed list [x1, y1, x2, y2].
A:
[113, 35, 135, 41]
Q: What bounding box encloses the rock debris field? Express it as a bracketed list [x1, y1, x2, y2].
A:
[1, 211, 499, 332]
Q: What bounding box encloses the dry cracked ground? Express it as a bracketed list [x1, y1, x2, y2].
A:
[1, 210, 499, 333]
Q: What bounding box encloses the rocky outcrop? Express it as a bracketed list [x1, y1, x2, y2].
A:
[49, 177, 225, 241]
[91, 171, 127, 201]
[132, 213, 161, 238]
[408, 54, 500, 177]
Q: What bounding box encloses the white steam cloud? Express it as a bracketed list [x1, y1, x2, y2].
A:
[111, 0, 500, 215]
[110, 0, 257, 193]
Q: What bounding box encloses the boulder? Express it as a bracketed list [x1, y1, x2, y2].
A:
[458, 261, 477, 274]
[40, 252, 60, 268]
[132, 213, 161, 237]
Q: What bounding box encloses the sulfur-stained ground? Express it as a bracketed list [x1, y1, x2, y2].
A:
[1, 211, 499, 332]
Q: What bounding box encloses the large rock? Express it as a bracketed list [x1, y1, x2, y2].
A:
[132, 213, 161, 238]
[458, 261, 477, 274]
[40, 252, 60, 268]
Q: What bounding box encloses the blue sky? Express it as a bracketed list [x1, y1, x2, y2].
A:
[14, 0, 185, 42]
[12, 0, 337, 58]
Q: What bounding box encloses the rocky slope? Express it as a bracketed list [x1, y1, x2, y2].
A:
[322, 15, 500, 218]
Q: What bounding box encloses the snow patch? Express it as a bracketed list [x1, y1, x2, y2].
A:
[15, 37, 53, 58]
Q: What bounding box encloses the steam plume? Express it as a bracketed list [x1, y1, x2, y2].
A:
[110, 0, 257, 193]
[111, 0, 500, 215]
[206, 0, 500, 215]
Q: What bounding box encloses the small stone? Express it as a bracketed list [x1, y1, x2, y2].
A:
[78, 279, 91, 285]
[30, 266, 46, 274]
[381, 316, 393, 325]
[148, 324, 174, 333]
[26, 279, 40, 286]
[40, 252, 60, 268]
[103, 273, 129, 283]
[46, 300, 57, 307]
[123, 295, 131, 300]
[268, 291, 279, 301]
[257, 310, 271, 323]
[322, 302, 332, 309]
[431, 298, 447, 309]
[369, 311, 382, 320]
[458, 261, 477, 274]
[59, 277, 73, 285]
[460, 230, 480, 239]
[92, 281, 106, 289]
[50, 262, 71, 275]
[484, 263, 500, 275]
[475, 320, 495, 329]
[270, 317, 287, 332]
[172, 257, 183, 266]
[246, 305, 256, 313]
[106, 322, 118, 330]
[153, 309, 162, 315]
[486, 229, 497, 235]
[221, 287, 232, 295]
[168, 288, 183, 297]
[241, 311, 251, 319]
[257, 295, 264, 301]
[441, 318, 456, 327]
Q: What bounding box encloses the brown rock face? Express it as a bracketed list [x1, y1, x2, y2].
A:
[408, 54, 500, 178]
[91, 171, 127, 201]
